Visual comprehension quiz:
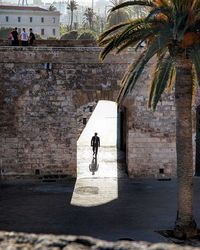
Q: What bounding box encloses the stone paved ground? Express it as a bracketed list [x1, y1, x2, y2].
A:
[0, 178, 200, 245]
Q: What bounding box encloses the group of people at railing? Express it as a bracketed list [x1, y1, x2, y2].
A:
[8, 27, 35, 46]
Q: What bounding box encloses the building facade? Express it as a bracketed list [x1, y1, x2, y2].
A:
[0, 5, 60, 39]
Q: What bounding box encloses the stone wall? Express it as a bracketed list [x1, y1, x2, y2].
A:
[0, 47, 133, 177]
[124, 60, 177, 178]
[124, 59, 198, 178]
[0, 46, 197, 178]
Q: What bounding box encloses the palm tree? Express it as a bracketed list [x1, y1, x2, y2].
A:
[48, 4, 57, 11]
[83, 7, 96, 30]
[99, 0, 200, 239]
[67, 0, 78, 31]
[107, 0, 131, 27]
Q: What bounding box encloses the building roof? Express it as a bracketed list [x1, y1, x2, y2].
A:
[0, 5, 48, 11]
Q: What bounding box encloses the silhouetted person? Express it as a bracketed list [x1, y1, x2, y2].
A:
[91, 132, 100, 157]
[11, 27, 19, 46]
[29, 28, 35, 46]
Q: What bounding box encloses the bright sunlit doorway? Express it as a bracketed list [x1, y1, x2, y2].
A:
[71, 100, 127, 207]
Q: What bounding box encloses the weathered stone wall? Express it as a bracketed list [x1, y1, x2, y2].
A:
[123, 59, 177, 178]
[0, 46, 197, 178]
[0, 47, 133, 177]
[124, 59, 198, 178]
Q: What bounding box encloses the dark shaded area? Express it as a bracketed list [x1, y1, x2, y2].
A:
[158, 229, 200, 246]
[0, 178, 180, 242]
[0, 178, 200, 243]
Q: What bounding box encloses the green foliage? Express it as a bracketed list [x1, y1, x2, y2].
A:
[35, 33, 42, 39]
[60, 30, 78, 40]
[83, 8, 96, 30]
[60, 24, 69, 36]
[0, 27, 12, 39]
[99, 0, 200, 109]
[78, 30, 97, 40]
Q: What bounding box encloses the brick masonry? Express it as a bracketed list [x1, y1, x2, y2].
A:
[0, 46, 198, 178]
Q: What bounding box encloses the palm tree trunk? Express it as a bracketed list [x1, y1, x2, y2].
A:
[70, 10, 73, 30]
[174, 54, 197, 238]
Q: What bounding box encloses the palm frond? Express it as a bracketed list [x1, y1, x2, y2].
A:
[117, 32, 171, 104]
[148, 50, 167, 107]
[159, 0, 171, 7]
[112, 19, 148, 45]
[173, 12, 189, 41]
[117, 51, 147, 103]
[99, 20, 159, 59]
[145, 6, 172, 21]
[117, 26, 159, 52]
[98, 21, 131, 43]
[113, 22, 151, 47]
[191, 46, 200, 86]
[166, 64, 176, 93]
[111, 0, 154, 12]
[192, 65, 197, 97]
[100, 39, 117, 60]
[151, 55, 175, 110]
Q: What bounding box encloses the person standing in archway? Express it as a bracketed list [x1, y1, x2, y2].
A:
[91, 132, 100, 157]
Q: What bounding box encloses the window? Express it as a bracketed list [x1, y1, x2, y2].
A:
[30, 17, 32, 22]
[52, 28, 56, 36]
[41, 17, 44, 23]
[5, 16, 9, 22]
[41, 28, 44, 35]
[83, 118, 87, 125]
[18, 17, 21, 22]
[159, 168, 164, 174]
[53, 17, 56, 23]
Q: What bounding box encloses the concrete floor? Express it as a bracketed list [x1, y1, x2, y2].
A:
[0, 178, 200, 243]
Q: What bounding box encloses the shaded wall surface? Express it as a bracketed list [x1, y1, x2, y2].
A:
[0, 47, 133, 177]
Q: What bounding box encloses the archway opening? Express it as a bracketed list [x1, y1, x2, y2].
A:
[71, 100, 127, 207]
